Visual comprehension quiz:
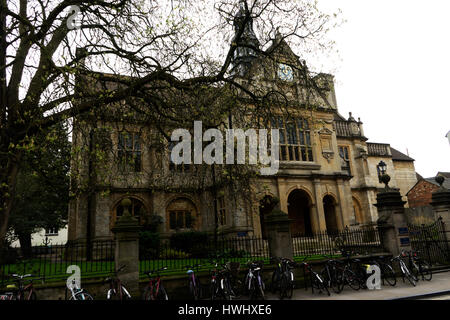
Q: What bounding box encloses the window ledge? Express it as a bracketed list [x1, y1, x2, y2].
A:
[279, 161, 321, 170]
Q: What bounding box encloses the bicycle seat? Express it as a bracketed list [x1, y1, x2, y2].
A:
[6, 284, 17, 290]
[186, 270, 194, 274]
[352, 259, 361, 263]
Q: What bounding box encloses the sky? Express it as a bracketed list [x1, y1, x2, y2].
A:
[316, 0, 450, 178]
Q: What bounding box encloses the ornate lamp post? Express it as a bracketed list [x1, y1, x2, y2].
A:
[377, 161, 387, 183]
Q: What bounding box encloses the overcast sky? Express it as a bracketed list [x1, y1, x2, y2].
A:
[316, 0, 450, 178]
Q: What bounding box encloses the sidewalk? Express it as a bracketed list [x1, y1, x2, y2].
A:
[263, 270, 450, 300]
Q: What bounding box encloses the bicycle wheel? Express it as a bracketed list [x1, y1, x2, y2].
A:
[120, 286, 132, 300]
[189, 281, 200, 300]
[70, 291, 93, 300]
[403, 268, 417, 286]
[344, 269, 361, 291]
[420, 261, 432, 281]
[312, 274, 329, 296]
[157, 284, 169, 300]
[271, 271, 280, 294]
[329, 268, 343, 294]
[210, 280, 218, 300]
[381, 264, 396, 286]
[285, 272, 294, 299]
[279, 274, 287, 299]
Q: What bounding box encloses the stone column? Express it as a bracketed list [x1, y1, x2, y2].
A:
[312, 178, 326, 232]
[264, 209, 294, 259]
[374, 175, 411, 256]
[111, 198, 142, 298]
[336, 178, 350, 229]
[431, 176, 450, 226]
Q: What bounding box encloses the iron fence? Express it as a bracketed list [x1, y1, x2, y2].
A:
[139, 236, 270, 276]
[408, 217, 450, 266]
[0, 240, 115, 287]
[292, 226, 385, 257]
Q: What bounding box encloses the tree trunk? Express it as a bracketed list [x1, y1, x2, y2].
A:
[18, 232, 32, 258]
[0, 153, 22, 250]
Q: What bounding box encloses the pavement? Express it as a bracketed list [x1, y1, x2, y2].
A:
[262, 270, 450, 300]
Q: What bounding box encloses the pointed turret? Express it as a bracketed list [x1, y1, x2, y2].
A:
[231, 0, 260, 76]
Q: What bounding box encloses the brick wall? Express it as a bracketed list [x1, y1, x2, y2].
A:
[407, 180, 439, 208]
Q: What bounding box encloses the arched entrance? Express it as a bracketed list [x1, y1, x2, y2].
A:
[323, 195, 338, 234]
[287, 190, 313, 237]
[259, 195, 276, 239]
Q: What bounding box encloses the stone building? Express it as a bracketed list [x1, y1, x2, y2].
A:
[67, 8, 418, 244]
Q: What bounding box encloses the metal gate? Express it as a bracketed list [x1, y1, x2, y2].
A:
[408, 217, 450, 266]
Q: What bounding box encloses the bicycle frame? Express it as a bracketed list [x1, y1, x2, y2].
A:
[147, 275, 162, 299]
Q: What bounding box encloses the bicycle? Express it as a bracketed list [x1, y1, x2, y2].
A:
[142, 266, 169, 300]
[66, 278, 93, 300]
[367, 255, 397, 287]
[0, 274, 38, 300]
[105, 265, 132, 300]
[391, 250, 417, 286]
[336, 252, 361, 291]
[299, 257, 330, 296]
[320, 255, 344, 294]
[209, 261, 234, 300]
[243, 260, 265, 300]
[270, 257, 296, 299]
[409, 250, 432, 281]
[186, 264, 202, 300]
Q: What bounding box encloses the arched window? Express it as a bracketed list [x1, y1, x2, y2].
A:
[111, 198, 147, 228]
[166, 198, 198, 231]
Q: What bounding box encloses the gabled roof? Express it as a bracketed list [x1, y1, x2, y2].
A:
[390, 147, 414, 162]
[423, 176, 450, 189]
[406, 176, 450, 195]
[437, 172, 450, 178]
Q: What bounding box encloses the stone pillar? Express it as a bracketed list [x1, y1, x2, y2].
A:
[374, 175, 411, 256]
[111, 198, 142, 297]
[312, 179, 326, 232]
[336, 178, 350, 229]
[264, 210, 294, 259]
[431, 176, 450, 227]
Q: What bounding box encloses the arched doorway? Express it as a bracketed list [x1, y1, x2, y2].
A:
[323, 195, 338, 235]
[287, 190, 313, 237]
[166, 198, 198, 231]
[259, 195, 276, 239]
[352, 197, 363, 225]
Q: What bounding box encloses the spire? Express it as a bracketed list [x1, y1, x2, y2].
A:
[231, 0, 260, 76]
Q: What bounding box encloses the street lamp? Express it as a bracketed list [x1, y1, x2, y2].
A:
[377, 161, 387, 183]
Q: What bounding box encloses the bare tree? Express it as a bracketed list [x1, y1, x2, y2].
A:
[0, 0, 338, 247]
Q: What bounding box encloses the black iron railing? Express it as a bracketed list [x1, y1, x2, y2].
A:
[408, 217, 450, 266]
[0, 240, 115, 287]
[139, 236, 270, 276]
[292, 226, 385, 256]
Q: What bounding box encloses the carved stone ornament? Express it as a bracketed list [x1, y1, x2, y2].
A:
[318, 127, 334, 163]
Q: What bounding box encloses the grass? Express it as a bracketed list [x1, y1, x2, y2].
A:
[0, 253, 350, 287]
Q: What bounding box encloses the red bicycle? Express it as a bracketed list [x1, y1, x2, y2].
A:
[105, 265, 132, 300]
[142, 267, 168, 300]
[0, 274, 38, 300]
